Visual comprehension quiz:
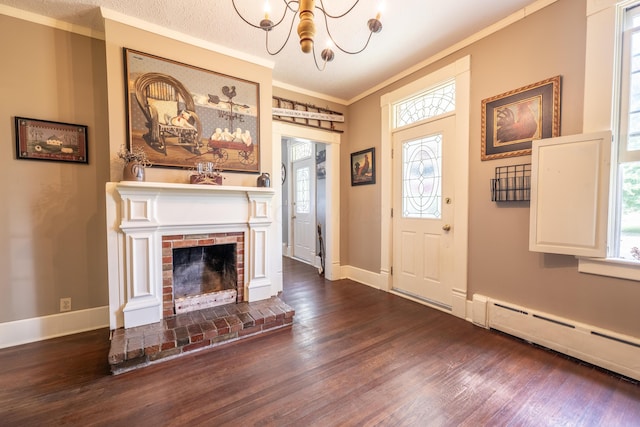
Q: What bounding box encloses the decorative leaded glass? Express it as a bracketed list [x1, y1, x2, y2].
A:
[296, 166, 310, 214]
[402, 135, 442, 219]
[291, 141, 313, 161]
[395, 81, 456, 128]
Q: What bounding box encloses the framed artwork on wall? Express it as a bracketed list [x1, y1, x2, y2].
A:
[124, 48, 260, 172]
[15, 117, 88, 164]
[351, 147, 375, 186]
[481, 75, 561, 160]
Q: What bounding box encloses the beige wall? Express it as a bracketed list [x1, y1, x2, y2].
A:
[0, 14, 274, 325]
[346, 0, 640, 336]
[0, 15, 110, 322]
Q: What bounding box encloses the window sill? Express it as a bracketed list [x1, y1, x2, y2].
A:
[578, 257, 640, 281]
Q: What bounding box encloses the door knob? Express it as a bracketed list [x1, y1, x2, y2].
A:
[442, 224, 451, 231]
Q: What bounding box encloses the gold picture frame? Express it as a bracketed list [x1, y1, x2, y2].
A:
[481, 76, 561, 160]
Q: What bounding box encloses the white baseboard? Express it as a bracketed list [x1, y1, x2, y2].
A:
[471, 294, 489, 327]
[342, 265, 383, 290]
[344, 266, 466, 319]
[476, 295, 640, 381]
[282, 243, 291, 257]
[0, 306, 109, 349]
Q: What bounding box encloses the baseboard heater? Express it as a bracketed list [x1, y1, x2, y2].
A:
[482, 297, 640, 382]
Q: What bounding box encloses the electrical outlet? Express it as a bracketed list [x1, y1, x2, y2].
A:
[60, 297, 71, 312]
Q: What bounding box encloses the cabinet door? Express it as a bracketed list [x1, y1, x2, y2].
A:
[529, 131, 611, 257]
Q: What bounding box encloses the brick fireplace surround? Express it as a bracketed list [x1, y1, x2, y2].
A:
[105, 181, 292, 374]
[163, 232, 245, 317]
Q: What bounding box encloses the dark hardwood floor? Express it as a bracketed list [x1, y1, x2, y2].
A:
[1, 257, 639, 426]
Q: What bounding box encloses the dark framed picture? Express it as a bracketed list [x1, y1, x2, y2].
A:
[124, 48, 260, 172]
[351, 147, 375, 186]
[481, 76, 561, 160]
[15, 117, 88, 164]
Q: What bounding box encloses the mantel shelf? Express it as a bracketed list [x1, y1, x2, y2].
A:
[113, 181, 275, 196]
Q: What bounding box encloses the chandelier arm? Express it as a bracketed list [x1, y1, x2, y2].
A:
[322, 13, 376, 55]
[231, 0, 266, 29]
[265, 11, 299, 56]
[271, 6, 291, 27]
[283, 0, 300, 13]
[316, 0, 362, 19]
[272, 0, 300, 26]
[232, 0, 297, 29]
[312, 44, 329, 72]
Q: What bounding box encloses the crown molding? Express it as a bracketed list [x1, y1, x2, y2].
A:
[100, 7, 274, 70]
[273, 80, 349, 106]
[0, 4, 104, 39]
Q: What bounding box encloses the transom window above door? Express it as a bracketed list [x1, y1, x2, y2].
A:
[394, 80, 456, 128]
[290, 140, 313, 161]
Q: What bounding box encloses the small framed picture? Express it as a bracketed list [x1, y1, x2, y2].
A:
[481, 76, 561, 160]
[15, 117, 88, 164]
[351, 147, 375, 186]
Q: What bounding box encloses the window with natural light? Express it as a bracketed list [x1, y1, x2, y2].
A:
[615, 3, 640, 261]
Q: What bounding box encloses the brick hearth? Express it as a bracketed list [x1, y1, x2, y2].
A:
[108, 297, 294, 374]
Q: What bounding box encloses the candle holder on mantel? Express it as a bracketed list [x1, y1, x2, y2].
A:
[190, 161, 223, 185]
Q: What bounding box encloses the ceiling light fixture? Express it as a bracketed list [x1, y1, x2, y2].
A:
[232, 0, 383, 71]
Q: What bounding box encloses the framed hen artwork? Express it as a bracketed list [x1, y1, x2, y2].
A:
[481, 76, 561, 160]
[351, 147, 375, 186]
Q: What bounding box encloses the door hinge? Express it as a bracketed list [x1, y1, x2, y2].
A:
[391, 208, 393, 218]
[390, 266, 393, 275]
[391, 148, 394, 159]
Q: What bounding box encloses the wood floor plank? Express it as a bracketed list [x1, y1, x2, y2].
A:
[0, 257, 639, 426]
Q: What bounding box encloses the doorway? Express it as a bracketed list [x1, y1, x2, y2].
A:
[273, 122, 341, 280]
[380, 55, 470, 318]
[392, 115, 456, 309]
[291, 140, 317, 264]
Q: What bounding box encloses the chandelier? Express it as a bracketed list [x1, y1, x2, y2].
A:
[232, 0, 383, 71]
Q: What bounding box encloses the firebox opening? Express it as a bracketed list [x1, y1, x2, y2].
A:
[172, 243, 237, 300]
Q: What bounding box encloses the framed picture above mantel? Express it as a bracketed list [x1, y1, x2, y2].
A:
[481, 76, 561, 161]
[124, 48, 261, 173]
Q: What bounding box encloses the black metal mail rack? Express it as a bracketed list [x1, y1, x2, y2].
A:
[491, 163, 531, 202]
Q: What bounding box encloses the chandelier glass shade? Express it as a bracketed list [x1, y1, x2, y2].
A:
[232, 0, 383, 71]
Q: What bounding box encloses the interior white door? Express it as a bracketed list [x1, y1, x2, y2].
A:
[392, 115, 456, 308]
[292, 156, 316, 264]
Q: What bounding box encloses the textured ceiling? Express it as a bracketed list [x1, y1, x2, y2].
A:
[0, 0, 539, 103]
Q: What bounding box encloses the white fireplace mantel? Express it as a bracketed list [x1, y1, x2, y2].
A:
[105, 181, 277, 330]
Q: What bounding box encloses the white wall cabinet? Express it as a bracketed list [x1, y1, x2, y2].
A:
[529, 131, 611, 257]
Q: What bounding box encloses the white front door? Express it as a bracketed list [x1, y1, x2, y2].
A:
[292, 156, 316, 264]
[392, 115, 456, 308]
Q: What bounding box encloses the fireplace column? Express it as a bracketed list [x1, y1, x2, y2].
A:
[247, 192, 273, 302]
